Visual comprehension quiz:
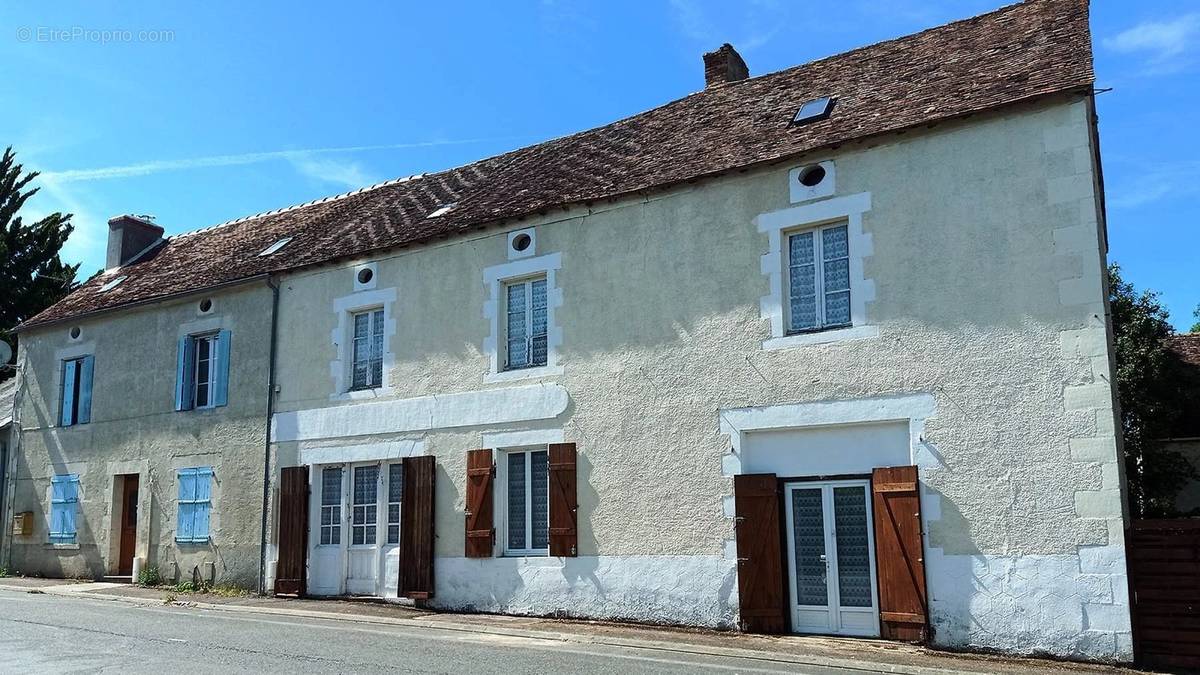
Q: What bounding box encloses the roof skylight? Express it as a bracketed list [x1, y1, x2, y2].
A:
[258, 236, 294, 256]
[99, 275, 128, 292]
[426, 203, 457, 219]
[793, 97, 835, 125]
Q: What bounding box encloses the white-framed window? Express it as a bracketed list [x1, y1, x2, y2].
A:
[59, 355, 94, 427]
[319, 467, 343, 546]
[192, 333, 220, 408]
[387, 463, 403, 545]
[758, 192, 875, 349]
[350, 309, 385, 390]
[786, 222, 851, 333]
[503, 276, 548, 371]
[501, 448, 549, 556]
[351, 464, 379, 546]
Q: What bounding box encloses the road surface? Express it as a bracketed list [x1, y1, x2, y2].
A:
[0, 588, 858, 674]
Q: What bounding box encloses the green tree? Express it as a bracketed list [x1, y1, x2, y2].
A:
[0, 146, 79, 380]
[1109, 263, 1196, 517]
[1190, 303, 1199, 333]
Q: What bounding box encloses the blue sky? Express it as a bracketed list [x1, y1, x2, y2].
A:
[3, 1, 1197, 329]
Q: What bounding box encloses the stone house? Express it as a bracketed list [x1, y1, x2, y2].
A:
[4, 0, 1133, 662]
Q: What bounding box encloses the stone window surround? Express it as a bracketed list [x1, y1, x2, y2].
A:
[757, 191, 877, 350]
[482, 252, 563, 384]
[330, 288, 398, 401]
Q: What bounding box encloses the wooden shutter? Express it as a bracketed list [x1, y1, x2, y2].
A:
[274, 465, 309, 596]
[872, 465, 929, 642]
[547, 443, 577, 557]
[734, 473, 786, 633]
[213, 329, 231, 408]
[174, 336, 194, 411]
[399, 455, 436, 599]
[464, 449, 494, 558]
[77, 355, 94, 424]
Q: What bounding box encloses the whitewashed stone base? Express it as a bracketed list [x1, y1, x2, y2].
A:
[431, 555, 739, 628]
[926, 545, 1132, 661]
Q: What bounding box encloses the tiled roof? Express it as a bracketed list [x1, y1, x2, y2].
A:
[25, 0, 1094, 329]
[1167, 334, 1200, 439]
[0, 377, 15, 428]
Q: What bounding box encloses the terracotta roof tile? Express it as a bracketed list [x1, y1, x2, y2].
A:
[25, 0, 1094, 328]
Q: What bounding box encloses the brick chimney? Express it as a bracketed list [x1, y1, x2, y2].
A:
[106, 214, 164, 269]
[703, 44, 749, 88]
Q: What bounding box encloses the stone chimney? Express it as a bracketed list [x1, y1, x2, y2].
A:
[703, 44, 749, 88]
[106, 214, 164, 269]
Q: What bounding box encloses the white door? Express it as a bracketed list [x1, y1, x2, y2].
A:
[784, 479, 880, 637]
[309, 465, 347, 596]
[308, 461, 404, 597]
[346, 463, 382, 595]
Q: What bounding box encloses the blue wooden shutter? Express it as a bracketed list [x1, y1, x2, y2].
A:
[61, 359, 77, 426]
[175, 336, 194, 411]
[177, 469, 195, 542]
[195, 468, 213, 541]
[50, 475, 79, 543]
[78, 355, 94, 424]
[213, 330, 231, 408]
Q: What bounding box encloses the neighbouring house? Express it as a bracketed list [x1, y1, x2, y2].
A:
[0, 377, 15, 566]
[1165, 334, 1200, 514]
[8, 0, 1133, 663]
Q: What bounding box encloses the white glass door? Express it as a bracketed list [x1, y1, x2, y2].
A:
[784, 479, 880, 637]
[346, 463, 382, 595]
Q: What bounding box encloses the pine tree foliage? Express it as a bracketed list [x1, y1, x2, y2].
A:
[0, 146, 80, 380]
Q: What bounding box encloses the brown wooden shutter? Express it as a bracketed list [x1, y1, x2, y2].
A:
[734, 473, 786, 634]
[464, 449, 495, 558]
[872, 465, 929, 642]
[399, 455, 436, 599]
[274, 465, 309, 597]
[547, 443, 578, 557]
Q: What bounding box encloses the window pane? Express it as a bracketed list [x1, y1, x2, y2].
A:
[370, 310, 384, 387]
[789, 231, 815, 265]
[792, 488, 828, 606]
[822, 257, 849, 293]
[507, 338, 528, 368]
[824, 290, 851, 326]
[821, 225, 849, 260]
[354, 466, 378, 506]
[531, 450, 549, 550]
[834, 486, 872, 608]
[388, 464, 404, 504]
[322, 468, 343, 506]
[507, 452, 527, 550]
[530, 335, 548, 367]
[788, 232, 818, 332]
[353, 312, 370, 340]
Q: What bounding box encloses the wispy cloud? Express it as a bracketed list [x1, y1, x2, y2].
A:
[288, 155, 380, 189]
[1108, 160, 1200, 209]
[667, 0, 783, 53]
[1103, 13, 1200, 72]
[39, 138, 507, 184]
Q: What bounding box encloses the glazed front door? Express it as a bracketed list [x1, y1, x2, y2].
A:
[784, 479, 880, 636]
[118, 475, 139, 576]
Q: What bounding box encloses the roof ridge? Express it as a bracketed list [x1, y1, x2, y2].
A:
[169, 173, 428, 240]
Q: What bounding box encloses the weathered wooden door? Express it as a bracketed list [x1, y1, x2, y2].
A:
[399, 455, 435, 599]
[275, 465, 309, 596]
[871, 465, 929, 642]
[734, 473, 787, 633]
[118, 475, 139, 576]
[1128, 519, 1200, 670]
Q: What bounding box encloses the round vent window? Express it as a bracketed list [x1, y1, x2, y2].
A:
[512, 233, 532, 252]
[69, 326, 81, 340]
[199, 298, 213, 313]
[798, 165, 826, 187]
[357, 268, 374, 285]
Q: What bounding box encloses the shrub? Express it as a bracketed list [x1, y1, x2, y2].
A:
[136, 566, 162, 587]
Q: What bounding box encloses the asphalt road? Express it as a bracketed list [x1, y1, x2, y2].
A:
[0, 588, 852, 674]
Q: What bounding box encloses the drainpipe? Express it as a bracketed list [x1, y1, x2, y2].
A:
[257, 275, 280, 595]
